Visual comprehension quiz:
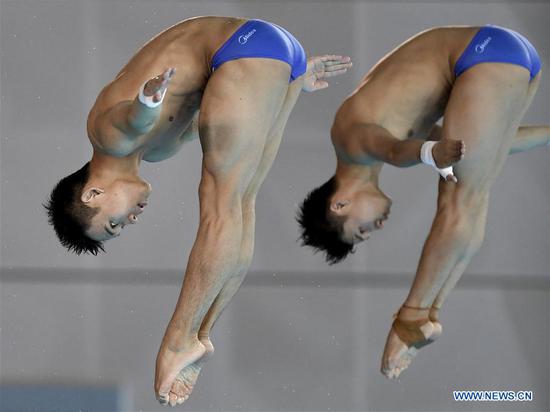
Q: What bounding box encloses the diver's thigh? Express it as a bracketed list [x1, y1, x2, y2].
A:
[442, 63, 531, 189]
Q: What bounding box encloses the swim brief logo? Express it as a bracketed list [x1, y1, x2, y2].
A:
[238, 29, 257, 45]
[475, 37, 492, 53]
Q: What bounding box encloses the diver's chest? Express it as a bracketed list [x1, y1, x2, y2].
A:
[148, 92, 201, 141]
[384, 96, 446, 140]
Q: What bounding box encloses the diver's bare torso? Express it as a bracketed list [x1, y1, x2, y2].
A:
[87, 16, 247, 161]
[333, 27, 479, 150]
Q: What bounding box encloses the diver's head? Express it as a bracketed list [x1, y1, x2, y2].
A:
[45, 162, 151, 254]
[298, 176, 391, 264]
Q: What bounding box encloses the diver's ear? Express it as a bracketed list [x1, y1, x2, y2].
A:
[329, 199, 350, 215]
[81, 187, 104, 203]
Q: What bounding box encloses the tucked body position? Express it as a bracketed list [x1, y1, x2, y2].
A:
[45, 16, 352, 406]
[297, 25, 548, 379]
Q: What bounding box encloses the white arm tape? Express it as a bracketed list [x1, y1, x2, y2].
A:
[420, 141, 454, 180]
[138, 81, 166, 108]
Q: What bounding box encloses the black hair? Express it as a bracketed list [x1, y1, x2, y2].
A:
[297, 177, 354, 264]
[44, 162, 105, 255]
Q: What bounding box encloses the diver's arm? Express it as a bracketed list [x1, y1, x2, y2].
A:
[352, 123, 425, 167]
[96, 68, 175, 139]
[353, 123, 464, 171]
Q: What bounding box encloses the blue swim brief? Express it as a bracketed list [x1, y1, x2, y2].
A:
[454, 25, 541, 80]
[211, 19, 307, 82]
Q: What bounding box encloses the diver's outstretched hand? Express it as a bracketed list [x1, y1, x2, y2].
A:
[302, 55, 352, 92]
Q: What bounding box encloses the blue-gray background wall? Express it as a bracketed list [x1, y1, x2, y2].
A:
[1, 1, 549, 411]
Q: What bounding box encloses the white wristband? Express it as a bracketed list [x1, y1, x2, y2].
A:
[138, 81, 166, 108]
[420, 141, 455, 180]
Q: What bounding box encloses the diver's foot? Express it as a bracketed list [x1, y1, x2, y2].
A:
[427, 321, 442, 343]
[155, 337, 206, 407]
[380, 306, 439, 380]
[170, 336, 215, 405]
[427, 306, 443, 343]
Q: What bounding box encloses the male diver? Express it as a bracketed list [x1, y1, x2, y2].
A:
[298, 25, 548, 379]
[45, 16, 352, 406]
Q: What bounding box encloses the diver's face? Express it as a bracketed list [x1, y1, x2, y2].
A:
[331, 186, 392, 245]
[83, 180, 151, 241]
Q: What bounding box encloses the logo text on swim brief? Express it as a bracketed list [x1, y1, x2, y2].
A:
[475, 37, 492, 53]
[239, 29, 257, 45]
